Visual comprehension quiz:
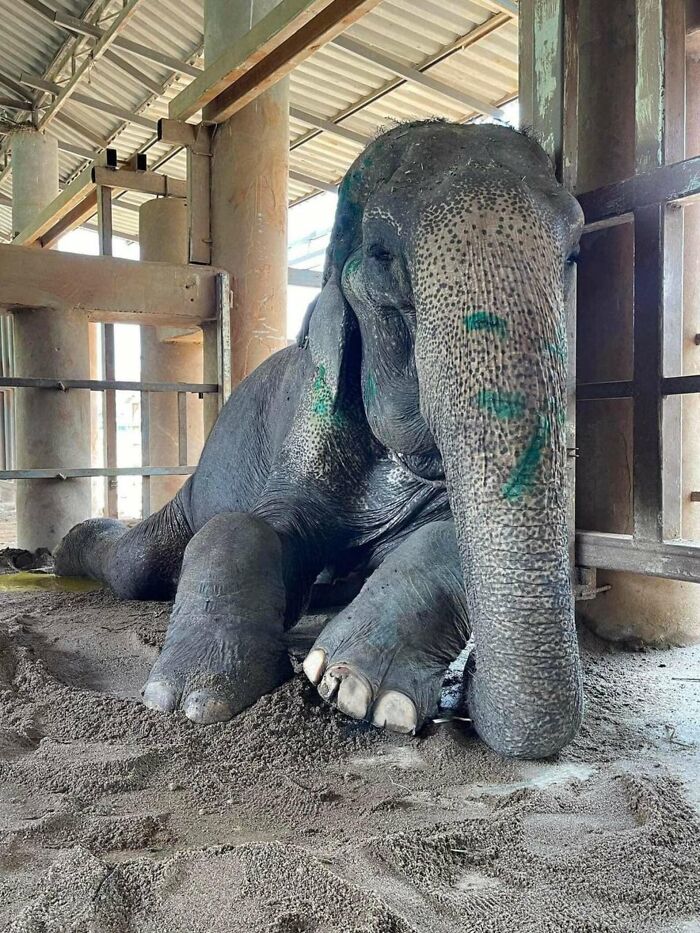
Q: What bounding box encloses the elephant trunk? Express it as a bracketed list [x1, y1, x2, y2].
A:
[415, 230, 583, 758]
[443, 453, 583, 758]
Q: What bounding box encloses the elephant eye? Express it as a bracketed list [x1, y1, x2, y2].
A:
[367, 243, 393, 263]
[566, 247, 580, 266]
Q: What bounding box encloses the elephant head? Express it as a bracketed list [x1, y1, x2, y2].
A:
[306, 120, 584, 758]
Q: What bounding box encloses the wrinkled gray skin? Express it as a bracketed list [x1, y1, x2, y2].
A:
[55, 121, 584, 758]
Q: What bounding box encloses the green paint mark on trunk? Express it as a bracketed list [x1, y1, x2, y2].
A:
[312, 363, 333, 417]
[501, 413, 551, 502]
[474, 389, 526, 421]
[364, 372, 377, 403]
[463, 312, 508, 340]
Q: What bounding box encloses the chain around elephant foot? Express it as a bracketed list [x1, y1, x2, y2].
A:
[303, 520, 469, 733]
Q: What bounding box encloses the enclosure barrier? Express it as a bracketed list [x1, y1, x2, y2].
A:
[0, 377, 218, 518]
[576, 154, 700, 583]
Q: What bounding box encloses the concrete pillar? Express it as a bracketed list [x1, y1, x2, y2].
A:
[10, 128, 59, 237]
[10, 129, 91, 551]
[205, 0, 288, 387]
[576, 3, 700, 646]
[139, 198, 204, 512]
[681, 29, 700, 545]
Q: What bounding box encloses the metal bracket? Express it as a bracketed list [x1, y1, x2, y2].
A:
[574, 566, 611, 601]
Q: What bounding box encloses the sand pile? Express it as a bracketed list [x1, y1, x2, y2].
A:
[0, 585, 698, 932]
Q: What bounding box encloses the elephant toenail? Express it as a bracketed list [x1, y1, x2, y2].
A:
[337, 672, 372, 720]
[372, 691, 418, 734]
[142, 680, 179, 714]
[183, 690, 234, 725]
[303, 648, 327, 685]
[318, 670, 341, 700]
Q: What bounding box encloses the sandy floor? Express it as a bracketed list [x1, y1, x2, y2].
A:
[0, 581, 698, 933]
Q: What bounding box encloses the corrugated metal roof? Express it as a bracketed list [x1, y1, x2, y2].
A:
[0, 0, 518, 242]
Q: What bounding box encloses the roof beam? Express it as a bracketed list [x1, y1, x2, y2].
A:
[289, 106, 368, 144]
[483, 0, 519, 17]
[289, 169, 339, 193]
[10, 155, 184, 247]
[331, 35, 505, 119]
[0, 71, 35, 105]
[111, 38, 202, 79]
[103, 50, 165, 96]
[55, 110, 111, 150]
[288, 267, 322, 287]
[20, 72, 158, 130]
[37, 0, 146, 130]
[12, 164, 97, 247]
[170, 0, 382, 123]
[26, 4, 202, 79]
[0, 97, 35, 112]
[289, 12, 512, 155]
[0, 244, 219, 327]
[92, 165, 186, 198]
[55, 137, 99, 161]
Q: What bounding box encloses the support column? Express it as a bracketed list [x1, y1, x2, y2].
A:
[11, 129, 91, 551]
[682, 26, 700, 545]
[573, 0, 700, 645]
[139, 198, 204, 513]
[205, 0, 289, 388]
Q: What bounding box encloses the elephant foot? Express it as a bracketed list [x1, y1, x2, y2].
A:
[302, 603, 465, 734]
[143, 611, 293, 724]
[303, 522, 469, 734]
[143, 511, 293, 725]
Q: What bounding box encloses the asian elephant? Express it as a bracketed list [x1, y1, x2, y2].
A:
[55, 120, 585, 759]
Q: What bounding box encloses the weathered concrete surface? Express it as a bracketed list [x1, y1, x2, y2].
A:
[10, 128, 91, 551]
[13, 309, 91, 551]
[139, 198, 204, 513]
[10, 129, 58, 237]
[206, 0, 289, 388]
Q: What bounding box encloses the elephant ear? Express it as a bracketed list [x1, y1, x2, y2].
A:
[301, 127, 405, 413]
[306, 272, 354, 415]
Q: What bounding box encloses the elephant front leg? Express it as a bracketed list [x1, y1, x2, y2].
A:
[304, 520, 470, 733]
[142, 512, 294, 724]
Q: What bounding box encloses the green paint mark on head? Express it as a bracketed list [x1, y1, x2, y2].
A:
[501, 413, 551, 502]
[344, 254, 362, 280]
[463, 311, 508, 340]
[312, 363, 333, 417]
[474, 389, 526, 421]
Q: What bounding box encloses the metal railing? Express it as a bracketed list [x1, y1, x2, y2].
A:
[0, 376, 218, 518]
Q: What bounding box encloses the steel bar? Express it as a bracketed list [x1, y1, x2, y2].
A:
[177, 392, 188, 466]
[0, 467, 196, 479]
[102, 323, 118, 517]
[0, 378, 217, 393]
[140, 389, 150, 518]
[576, 381, 635, 400]
[661, 374, 700, 395]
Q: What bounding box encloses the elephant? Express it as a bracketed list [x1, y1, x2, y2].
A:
[55, 119, 585, 759]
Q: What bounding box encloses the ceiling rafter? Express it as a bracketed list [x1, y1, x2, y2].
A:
[332, 34, 505, 119]
[19, 72, 159, 131]
[289, 12, 512, 154]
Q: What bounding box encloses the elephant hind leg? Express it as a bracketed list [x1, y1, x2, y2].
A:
[304, 520, 470, 733]
[54, 495, 192, 600]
